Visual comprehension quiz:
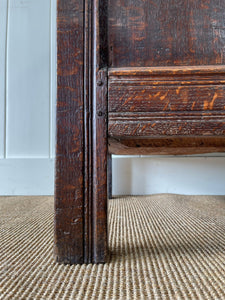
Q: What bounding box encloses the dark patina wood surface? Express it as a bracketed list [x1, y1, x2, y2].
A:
[108, 67, 225, 137]
[108, 0, 225, 154]
[108, 0, 225, 67]
[109, 137, 225, 156]
[55, 0, 108, 264]
[55, 0, 225, 264]
[55, 0, 85, 264]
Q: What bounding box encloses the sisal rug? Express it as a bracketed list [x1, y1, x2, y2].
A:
[0, 194, 225, 299]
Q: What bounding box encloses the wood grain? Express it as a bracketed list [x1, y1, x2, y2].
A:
[109, 66, 225, 113]
[109, 137, 225, 155]
[109, 112, 225, 137]
[108, 0, 225, 67]
[55, 0, 108, 264]
[92, 69, 108, 262]
[56, 0, 225, 265]
[109, 65, 225, 76]
[55, 0, 85, 264]
[108, 66, 225, 141]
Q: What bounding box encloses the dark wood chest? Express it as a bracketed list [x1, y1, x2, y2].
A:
[55, 0, 225, 264]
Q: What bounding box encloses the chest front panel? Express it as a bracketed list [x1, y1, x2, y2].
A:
[107, 0, 225, 146]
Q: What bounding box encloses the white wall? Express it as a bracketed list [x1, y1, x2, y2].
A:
[0, 0, 225, 195]
[0, 0, 56, 195]
[112, 155, 225, 195]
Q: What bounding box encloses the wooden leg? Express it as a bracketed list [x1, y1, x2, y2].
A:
[54, 0, 108, 264]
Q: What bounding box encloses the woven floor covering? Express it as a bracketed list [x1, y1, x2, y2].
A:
[1, 195, 225, 300]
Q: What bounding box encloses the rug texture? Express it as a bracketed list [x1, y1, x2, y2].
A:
[0, 194, 225, 299]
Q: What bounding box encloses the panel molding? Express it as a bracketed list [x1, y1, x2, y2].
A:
[109, 65, 225, 76]
[109, 66, 225, 113]
[109, 136, 225, 156]
[108, 66, 225, 139]
[6, 0, 51, 158]
[0, 0, 56, 196]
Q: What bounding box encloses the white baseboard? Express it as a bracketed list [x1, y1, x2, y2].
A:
[112, 156, 225, 196]
[0, 158, 54, 195]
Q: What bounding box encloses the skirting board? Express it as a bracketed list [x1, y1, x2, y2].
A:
[0, 159, 54, 195]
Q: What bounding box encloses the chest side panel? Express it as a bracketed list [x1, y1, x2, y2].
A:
[108, 0, 225, 67]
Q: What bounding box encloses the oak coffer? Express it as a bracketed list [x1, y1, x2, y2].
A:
[55, 0, 225, 264]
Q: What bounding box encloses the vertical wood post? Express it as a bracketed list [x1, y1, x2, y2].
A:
[55, 0, 108, 264]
